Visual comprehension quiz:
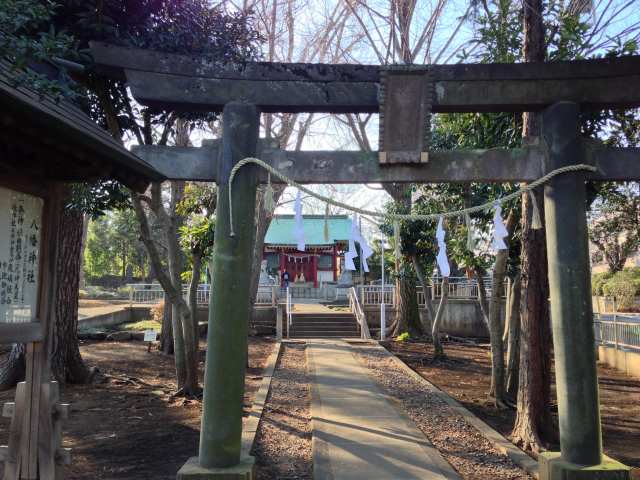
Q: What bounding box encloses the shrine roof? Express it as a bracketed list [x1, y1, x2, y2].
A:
[0, 60, 163, 192]
[265, 215, 351, 246]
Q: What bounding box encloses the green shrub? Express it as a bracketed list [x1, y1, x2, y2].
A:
[592, 272, 613, 296]
[396, 332, 410, 342]
[599, 268, 640, 310]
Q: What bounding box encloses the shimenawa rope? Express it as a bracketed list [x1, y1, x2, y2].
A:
[227, 157, 596, 236]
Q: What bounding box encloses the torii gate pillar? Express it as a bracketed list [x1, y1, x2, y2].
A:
[178, 102, 259, 479]
[540, 102, 630, 479]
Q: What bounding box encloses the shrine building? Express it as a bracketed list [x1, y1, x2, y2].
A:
[263, 215, 350, 288]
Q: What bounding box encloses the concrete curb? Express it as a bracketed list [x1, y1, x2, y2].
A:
[241, 340, 282, 456]
[364, 342, 539, 479]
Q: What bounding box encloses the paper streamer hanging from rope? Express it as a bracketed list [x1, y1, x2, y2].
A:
[344, 214, 374, 272]
[491, 203, 508, 250]
[294, 190, 305, 251]
[528, 190, 543, 229]
[436, 217, 450, 277]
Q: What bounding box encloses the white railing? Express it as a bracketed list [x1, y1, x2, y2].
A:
[128, 283, 276, 306]
[357, 277, 505, 307]
[357, 285, 395, 306]
[349, 287, 371, 340]
[594, 312, 640, 351]
[256, 285, 278, 306]
[286, 287, 292, 338]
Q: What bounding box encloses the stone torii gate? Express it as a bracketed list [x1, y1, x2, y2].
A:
[90, 42, 640, 480]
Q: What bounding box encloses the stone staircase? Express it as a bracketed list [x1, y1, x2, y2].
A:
[288, 311, 360, 338]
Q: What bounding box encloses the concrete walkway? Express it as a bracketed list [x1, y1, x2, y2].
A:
[308, 341, 460, 480]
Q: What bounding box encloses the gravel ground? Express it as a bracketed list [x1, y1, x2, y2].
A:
[252, 342, 313, 480]
[353, 344, 532, 480]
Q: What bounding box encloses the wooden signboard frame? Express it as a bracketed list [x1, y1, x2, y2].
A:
[0, 179, 69, 480]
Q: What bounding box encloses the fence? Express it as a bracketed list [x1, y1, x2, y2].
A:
[594, 313, 640, 352]
[128, 283, 277, 307]
[357, 277, 503, 307]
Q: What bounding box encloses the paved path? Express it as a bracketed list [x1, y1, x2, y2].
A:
[308, 341, 460, 480]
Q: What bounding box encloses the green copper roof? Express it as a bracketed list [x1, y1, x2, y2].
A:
[265, 215, 351, 246]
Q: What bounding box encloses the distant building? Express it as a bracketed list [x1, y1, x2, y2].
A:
[263, 215, 351, 287]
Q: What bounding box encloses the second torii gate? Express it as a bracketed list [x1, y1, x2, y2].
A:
[91, 41, 640, 480]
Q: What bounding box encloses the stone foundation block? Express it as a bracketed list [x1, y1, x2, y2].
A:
[539, 452, 630, 480]
[176, 456, 255, 480]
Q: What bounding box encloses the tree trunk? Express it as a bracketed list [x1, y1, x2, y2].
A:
[160, 293, 174, 355]
[411, 253, 434, 336]
[0, 343, 26, 391]
[393, 273, 422, 337]
[50, 200, 96, 384]
[384, 184, 423, 338]
[512, 0, 555, 452]
[511, 187, 554, 452]
[432, 277, 449, 359]
[79, 213, 89, 289]
[476, 273, 491, 332]
[248, 185, 285, 309]
[487, 210, 516, 407]
[189, 251, 203, 351]
[506, 272, 522, 397]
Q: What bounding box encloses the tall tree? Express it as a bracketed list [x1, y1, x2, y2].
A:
[511, 0, 555, 452]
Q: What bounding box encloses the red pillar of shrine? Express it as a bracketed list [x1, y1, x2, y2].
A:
[312, 254, 318, 288]
[279, 252, 285, 287]
[332, 244, 338, 281]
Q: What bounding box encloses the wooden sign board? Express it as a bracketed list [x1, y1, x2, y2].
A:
[379, 67, 433, 165]
[0, 186, 43, 343]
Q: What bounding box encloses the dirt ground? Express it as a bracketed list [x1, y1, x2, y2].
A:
[252, 342, 313, 480]
[0, 337, 274, 479]
[386, 339, 640, 477]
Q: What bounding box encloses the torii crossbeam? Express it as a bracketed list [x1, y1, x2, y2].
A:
[90, 42, 640, 480]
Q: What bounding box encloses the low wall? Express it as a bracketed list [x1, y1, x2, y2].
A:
[365, 299, 505, 338]
[78, 306, 152, 328]
[598, 345, 640, 378]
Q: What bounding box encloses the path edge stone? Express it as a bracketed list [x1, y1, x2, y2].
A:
[363, 341, 540, 479]
[241, 340, 282, 456]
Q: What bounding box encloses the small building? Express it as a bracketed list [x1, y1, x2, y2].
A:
[263, 215, 351, 287]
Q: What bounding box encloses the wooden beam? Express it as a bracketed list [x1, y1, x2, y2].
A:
[90, 42, 640, 113]
[0, 323, 44, 343]
[132, 143, 640, 183]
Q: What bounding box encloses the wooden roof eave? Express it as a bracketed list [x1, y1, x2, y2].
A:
[0, 65, 164, 192]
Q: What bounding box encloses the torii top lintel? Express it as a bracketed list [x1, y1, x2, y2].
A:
[89, 42, 640, 114]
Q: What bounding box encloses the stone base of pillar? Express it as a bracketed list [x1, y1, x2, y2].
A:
[176, 456, 255, 480]
[539, 452, 630, 480]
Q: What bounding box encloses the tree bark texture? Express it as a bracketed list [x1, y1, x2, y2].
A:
[50, 198, 95, 384]
[411, 254, 435, 335]
[432, 277, 449, 358]
[512, 0, 555, 452]
[160, 293, 174, 355]
[506, 272, 522, 397]
[512, 187, 554, 452]
[384, 184, 423, 337]
[488, 210, 516, 406]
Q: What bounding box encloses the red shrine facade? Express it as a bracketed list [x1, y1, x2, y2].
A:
[262, 215, 351, 288]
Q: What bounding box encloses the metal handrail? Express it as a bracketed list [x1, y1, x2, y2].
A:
[349, 287, 371, 340]
[594, 312, 640, 351]
[127, 283, 276, 306]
